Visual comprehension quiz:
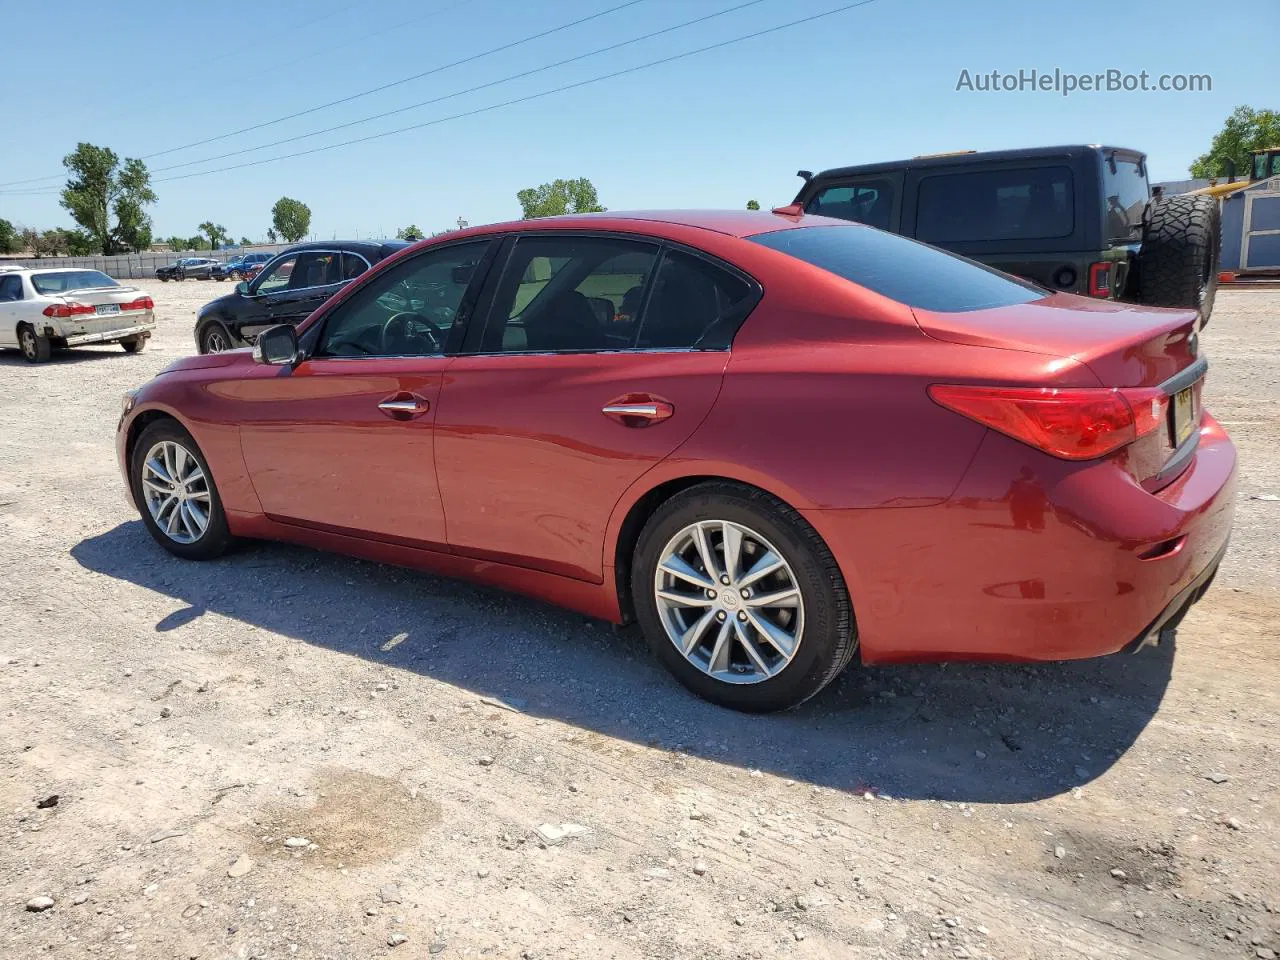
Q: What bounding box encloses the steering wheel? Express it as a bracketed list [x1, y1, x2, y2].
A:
[381, 312, 444, 354]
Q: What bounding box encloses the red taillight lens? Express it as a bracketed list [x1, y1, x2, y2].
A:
[929, 384, 1167, 460]
[1088, 261, 1112, 298]
[41, 302, 96, 318]
[122, 296, 154, 311]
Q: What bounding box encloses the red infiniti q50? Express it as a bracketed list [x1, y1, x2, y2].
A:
[117, 211, 1236, 711]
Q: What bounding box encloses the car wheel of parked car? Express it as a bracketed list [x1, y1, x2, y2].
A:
[1136, 193, 1221, 326]
[175, 268, 186, 282]
[130, 420, 233, 561]
[17, 324, 52, 363]
[120, 336, 148, 354]
[631, 482, 856, 712]
[159, 276, 171, 283]
[200, 321, 233, 354]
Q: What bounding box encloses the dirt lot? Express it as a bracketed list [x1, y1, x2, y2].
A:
[1, 280, 1277, 960]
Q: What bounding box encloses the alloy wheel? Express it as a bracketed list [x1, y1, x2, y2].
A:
[140, 440, 211, 544]
[204, 327, 230, 353]
[653, 519, 804, 684]
[19, 329, 37, 360]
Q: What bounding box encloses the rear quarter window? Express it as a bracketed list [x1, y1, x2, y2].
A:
[750, 224, 1045, 312]
[915, 166, 1075, 243]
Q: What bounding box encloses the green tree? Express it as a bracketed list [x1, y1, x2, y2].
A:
[198, 221, 229, 249]
[396, 224, 425, 241]
[1191, 105, 1280, 179]
[271, 197, 311, 242]
[266, 226, 279, 243]
[164, 235, 188, 252]
[239, 236, 252, 246]
[58, 144, 157, 254]
[20, 227, 46, 257]
[746, 199, 761, 210]
[189, 235, 210, 251]
[0, 218, 17, 254]
[64, 229, 95, 256]
[516, 177, 605, 219]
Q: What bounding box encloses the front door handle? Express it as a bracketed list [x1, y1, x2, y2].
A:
[602, 398, 674, 426]
[378, 394, 430, 420]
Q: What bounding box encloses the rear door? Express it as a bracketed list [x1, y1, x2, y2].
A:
[435, 233, 760, 583]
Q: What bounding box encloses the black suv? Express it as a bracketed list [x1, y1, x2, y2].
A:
[792, 145, 1220, 323]
[195, 240, 410, 353]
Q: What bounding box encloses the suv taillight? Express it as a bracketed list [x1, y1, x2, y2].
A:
[929, 384, 1166, 460]
[1088, 261, 1113, 298]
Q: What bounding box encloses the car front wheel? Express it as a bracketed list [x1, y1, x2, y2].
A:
[631, 482, 856, 712]
[199, 321, 234, 354]
[130, 420, 233, 560]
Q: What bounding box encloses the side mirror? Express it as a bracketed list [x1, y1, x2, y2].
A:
[253, 324, 299, 366]
[235, 281, 250, 296]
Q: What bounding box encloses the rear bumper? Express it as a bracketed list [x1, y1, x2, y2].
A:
[1123, 536, 1227, 653]
[805, 412, 1237, 664]
[62, 321, 155, 347]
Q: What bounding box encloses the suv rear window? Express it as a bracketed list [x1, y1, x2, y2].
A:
[915, 166, 1074, 243]
[1103, 155, 1149, 243]
[803, 179, 895, 230]
[750, 224, 1044, 312]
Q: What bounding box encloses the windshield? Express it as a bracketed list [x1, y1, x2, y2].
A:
[750, 224, 1044, 312]
[31, 270, 118, 294]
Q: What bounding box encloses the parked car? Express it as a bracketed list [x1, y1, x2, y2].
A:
[156, 257, 221, 282]
[211, 252, 273, 282]
[118, 210, 1236, 712]
[792, 145, 1221, 324]
[193, 240, 409, 353]
[0, 266, 154, 362]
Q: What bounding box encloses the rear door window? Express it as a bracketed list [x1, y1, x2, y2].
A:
[915, 166, 1075, 243]
[804, 179, 896, 230]
[636, 250, 755, 349]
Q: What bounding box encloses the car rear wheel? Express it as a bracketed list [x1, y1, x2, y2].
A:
[17, 324, 52, 363]
[121, 335, 148, 354]
[199, 321, 233, 354]
[130, 420, 232, 560]
[631, 482, 856, 712]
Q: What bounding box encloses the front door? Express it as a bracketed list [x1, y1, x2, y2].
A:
[264, 249, 345, 330]
[436, 235, 759, 583]
[0, 273, 24, 347]
[235, 240, 495, 547]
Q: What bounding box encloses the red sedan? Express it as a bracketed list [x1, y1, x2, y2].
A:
[116, 210, 1236, 712]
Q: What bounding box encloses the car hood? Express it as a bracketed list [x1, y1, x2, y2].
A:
[199, 292, 243, 317]
[157, 349, 251, 376]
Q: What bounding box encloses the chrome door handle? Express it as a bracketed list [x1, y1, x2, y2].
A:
[378, 399, 425, 413]
[602, 399, 674, 425]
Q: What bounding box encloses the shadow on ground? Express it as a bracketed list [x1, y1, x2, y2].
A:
[73, 522, 1175, 805]
[0, 346, 138, 366]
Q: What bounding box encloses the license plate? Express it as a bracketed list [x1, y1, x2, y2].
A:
[1172, 387, 1196, 445]
[96, 303, 120, 315]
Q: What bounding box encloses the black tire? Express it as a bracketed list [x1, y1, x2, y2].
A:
[159, 276, 170, 282]
[1135, 194, 1220, 326]
[175, 268, 186, 281]
[18, 324, 52, 363]
[121, 335, 148, 354]
[631, 482, 856, 712]
[199, 320, 234, 354]
[129, 419, 233, 561]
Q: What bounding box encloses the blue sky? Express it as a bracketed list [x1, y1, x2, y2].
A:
[0, 0, 1271, 241]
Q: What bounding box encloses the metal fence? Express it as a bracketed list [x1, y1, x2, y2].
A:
[0, 244, 296, 280]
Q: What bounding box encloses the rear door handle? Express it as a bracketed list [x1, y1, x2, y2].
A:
[378, 394, 430, 419]
[602, 399, 674, 426]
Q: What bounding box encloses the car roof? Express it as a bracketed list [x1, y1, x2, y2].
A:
[279, 239, 410, 259]
[808, 144, 1145, 181]
[445, 210, 824, 241]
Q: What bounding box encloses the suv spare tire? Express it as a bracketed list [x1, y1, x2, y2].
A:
[1136, 194, 1220, 325]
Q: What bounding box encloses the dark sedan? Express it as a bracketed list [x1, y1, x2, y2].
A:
[194, 240, 409, 353]
[156, 257, 221, 282]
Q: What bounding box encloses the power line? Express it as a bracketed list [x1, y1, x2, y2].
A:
[146, 0, 771, 176]
[145, 0, 880, 185]
[0, 0, 646, 189]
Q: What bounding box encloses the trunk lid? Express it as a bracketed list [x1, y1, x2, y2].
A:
[915, 293, 1204, 486]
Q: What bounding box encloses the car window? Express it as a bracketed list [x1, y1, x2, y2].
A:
[750, 224, 1044, 312]
[915, 166, 1075, 243]
[342, 252, 369, 281]
[316, 241, 489, 358]
[254, 256, 297, 293]
[30, 271, 118, 294]
[804, 179, 895, 230]
[635, 250, 755, 349]
[483, 236, 659, 353]
[290, 252, 340, 289]
[1103, 156, 1149, 243]
[0, 275, 23, 301]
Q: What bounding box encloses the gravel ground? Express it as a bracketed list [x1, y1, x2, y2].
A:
[1, 280, 1278, 960]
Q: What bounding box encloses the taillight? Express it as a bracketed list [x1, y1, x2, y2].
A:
[928, 384, 1167, 460]
[42, 302, 96, 318]
[122, 296, 154, 311]
[1088, 262, 1112, 298]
